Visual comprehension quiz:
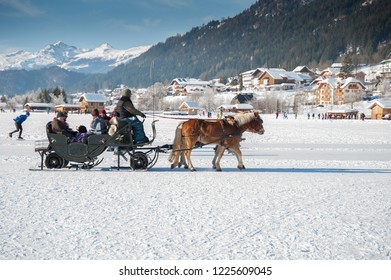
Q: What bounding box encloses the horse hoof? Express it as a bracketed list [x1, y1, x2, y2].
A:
[238, 165, 245, 170]
[216, 168, 222, 172]
[190, 168, 196, 172]
[171, 164, 175, 169]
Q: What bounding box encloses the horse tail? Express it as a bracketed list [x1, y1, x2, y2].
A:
[168, 121, 184, 163]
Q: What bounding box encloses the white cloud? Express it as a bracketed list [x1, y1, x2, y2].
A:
[0, 0, 43, 16]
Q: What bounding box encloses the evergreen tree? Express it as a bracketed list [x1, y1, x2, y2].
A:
[341, 53, 354, 78]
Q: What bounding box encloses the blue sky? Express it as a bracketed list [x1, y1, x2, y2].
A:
[0, 0, 256, 54]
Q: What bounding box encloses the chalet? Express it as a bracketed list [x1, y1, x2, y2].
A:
[25, 102, 54, 112]
[79, 93, 106, 113]
[231, 93, 254, 104]
[314, 78, 343, 105]
[169, 78, 210, 96]
[218, 104, 254, 114]
[240, 68, 265, 90]
[340, 77, 366, 103]
[368, 100, 391, 119]
[292, 65, 316, 78]
[257, 69, 308, 90]
[55, 104, 82, 114]
[178, 101, 200, 115]
[320, 67, 342, 78]
[314, 77, 366, 106]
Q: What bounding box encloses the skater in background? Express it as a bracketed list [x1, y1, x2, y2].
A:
[9, 111, 30, 139]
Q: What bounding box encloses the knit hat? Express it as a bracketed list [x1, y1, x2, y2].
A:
[123, 89, 132, 97]
[99, 109, 107, 115]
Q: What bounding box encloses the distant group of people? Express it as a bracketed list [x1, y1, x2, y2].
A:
[8, 88, 149, 145]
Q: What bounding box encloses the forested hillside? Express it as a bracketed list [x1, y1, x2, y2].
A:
[1, 0, 391, 95]
[102, 0, 391, 88]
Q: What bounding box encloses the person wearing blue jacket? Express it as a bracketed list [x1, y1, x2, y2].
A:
[9, 111, 30, 139]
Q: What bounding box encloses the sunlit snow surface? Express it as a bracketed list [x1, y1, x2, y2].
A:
[0, 112, 390, 260]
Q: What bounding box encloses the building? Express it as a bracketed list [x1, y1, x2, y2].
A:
[25, 102, 54, 112]
[257, 69, 311, 90]
[368, 100, 391, 119]
[218, 104, 254, 114]
[79, 93, 106, 113]
[314, 77, 366, 106]
[55, 104, 82, 114]
[169, 78, 210, 96]
[292, 65, 317, 78]
[380, 59, 391, 78]
[178, 101, 200, 115]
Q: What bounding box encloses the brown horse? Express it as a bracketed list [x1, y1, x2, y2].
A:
[169, 111, 265, 171]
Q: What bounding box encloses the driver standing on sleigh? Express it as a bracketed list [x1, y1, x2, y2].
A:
[116, 89, 149, 145]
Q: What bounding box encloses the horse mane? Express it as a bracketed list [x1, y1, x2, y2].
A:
[233, 111, 257, 126]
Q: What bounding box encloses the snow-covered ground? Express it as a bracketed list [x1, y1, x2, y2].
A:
[0, 112, 390, 260]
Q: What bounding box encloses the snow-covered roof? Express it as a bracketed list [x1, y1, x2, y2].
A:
[25, 102, 54, 107]
[317, 77, 340, 89]
[368, 100, 391, 109]
[55, 104, 82, 108]
[218, 104, 253, 110]
[261, 69, 304, 82]
[79, 93, 106, 102]
[321, 67, 341, 76]
[179, 101, 200, 109]
[340, 77, 366, 89]
[171, 78, 210, 86]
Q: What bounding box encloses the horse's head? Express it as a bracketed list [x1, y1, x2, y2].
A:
[246, 111, 265, 135]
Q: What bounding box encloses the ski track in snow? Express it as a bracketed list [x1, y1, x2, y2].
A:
[0, 112, 390, 260]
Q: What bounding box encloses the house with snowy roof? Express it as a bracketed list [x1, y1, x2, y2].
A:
[25, 102, 54, 112]
[292, 65, 316, 78]
[169, 78, 210, 96]
[257, 69, 309, 90]
[178, 101, 200, 115]
[340, 77, 366, 103]
[314, 77, 366, 106]
[380, 59, 391, 78]
[218, 104, 254, 114]
[320, 67, 342, 78]
[78, 93, 106, 113]
[368, 100, 391, 119]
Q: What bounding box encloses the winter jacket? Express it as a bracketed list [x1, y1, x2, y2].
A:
[90, 116, 107, 134]
[14, 114, 28, 124]
[116, 96, 145, 119]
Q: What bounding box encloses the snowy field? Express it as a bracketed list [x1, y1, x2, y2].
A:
[0, 111, 390, 260]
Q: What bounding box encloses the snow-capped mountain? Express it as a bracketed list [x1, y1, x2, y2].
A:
[0, 41, 151, 74]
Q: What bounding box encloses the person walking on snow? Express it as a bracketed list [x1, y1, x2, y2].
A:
[9, 111, 30, 139]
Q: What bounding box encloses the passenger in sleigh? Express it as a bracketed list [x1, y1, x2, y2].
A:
[72, 125, 91, 143]
[51, 112, 78, 138]
[89, 108, 108, 135]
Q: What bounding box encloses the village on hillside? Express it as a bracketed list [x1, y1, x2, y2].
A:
[1, 59, 391, 120]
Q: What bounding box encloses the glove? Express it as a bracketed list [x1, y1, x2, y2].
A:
[140, 113, 146, 118]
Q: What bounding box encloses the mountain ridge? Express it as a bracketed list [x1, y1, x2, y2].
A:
[1, 0, 390, 96]
[0, 41, 151, 74]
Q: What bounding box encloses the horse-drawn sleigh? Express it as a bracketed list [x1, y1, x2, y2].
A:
[32, 111, 265, 171]
[33, 119, 171, 171]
